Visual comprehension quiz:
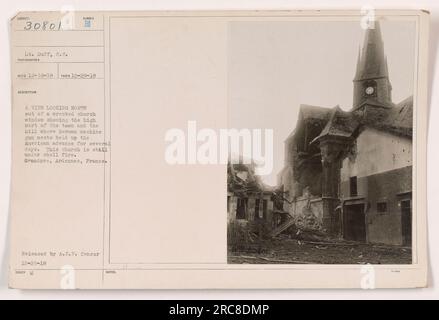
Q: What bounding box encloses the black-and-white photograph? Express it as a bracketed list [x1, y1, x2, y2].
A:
[5, 8, 431, 293]
[227, 19, 415, 264]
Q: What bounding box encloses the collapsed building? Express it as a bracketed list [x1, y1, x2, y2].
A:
[277, 22, 413, 246]
[227, 162, 275, 225]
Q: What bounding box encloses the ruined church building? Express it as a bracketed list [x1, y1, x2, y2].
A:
[278, 21, 413, 246]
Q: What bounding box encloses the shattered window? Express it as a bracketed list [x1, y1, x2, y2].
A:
[236, 198, 247, 220]
[350, 176, 358, 197]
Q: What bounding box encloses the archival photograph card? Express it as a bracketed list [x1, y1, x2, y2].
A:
[9, 10, 429, 289]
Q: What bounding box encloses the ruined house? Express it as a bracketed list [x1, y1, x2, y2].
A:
[227, 162, 274, 225]
[278, 22, 413, 246]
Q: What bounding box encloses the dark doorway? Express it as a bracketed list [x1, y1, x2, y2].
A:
[343, 204, 366, 242]
[401, 200, 412, 247]
[236, 198, 247, 220]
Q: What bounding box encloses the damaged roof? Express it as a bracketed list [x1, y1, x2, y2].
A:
[388, 96, 413, 135]
[360, 96, 413, 138]
[307, 95, 413, 144]
[299, 104, 332, 121]
[313, 106, 359, 143]
[227, 162, 273, 194]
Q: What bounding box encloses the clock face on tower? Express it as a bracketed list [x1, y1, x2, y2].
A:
[365, 86, 375, 95]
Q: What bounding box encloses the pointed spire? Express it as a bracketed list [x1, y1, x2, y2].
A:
[384, 55, 389, 77]
[354, 20, 388, 81]
[354, 46, 361, 79]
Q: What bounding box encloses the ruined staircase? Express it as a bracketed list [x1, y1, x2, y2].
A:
[270, 218, 296, 238]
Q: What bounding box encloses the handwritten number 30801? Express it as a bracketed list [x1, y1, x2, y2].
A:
[24, 21, 62, 31]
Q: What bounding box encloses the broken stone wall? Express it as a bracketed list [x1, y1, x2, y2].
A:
[227, 194, 237, 222]
[290, 193, 324, 230]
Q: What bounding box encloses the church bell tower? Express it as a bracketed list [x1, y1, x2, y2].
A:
[353, 21, 393, 109]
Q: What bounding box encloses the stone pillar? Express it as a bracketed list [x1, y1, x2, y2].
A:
[320, 138, 347, 234]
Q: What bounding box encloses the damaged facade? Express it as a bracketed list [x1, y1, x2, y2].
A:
[227, 163, 275, 226]
[278, 22, 413, 246]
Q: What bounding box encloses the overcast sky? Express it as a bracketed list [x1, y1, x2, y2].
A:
[228, 20, 416, 186]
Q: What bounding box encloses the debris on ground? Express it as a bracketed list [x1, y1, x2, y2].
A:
[228, 238, 412, 265]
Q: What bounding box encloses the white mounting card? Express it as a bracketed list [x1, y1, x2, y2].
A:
[9, 10, 429, 289]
